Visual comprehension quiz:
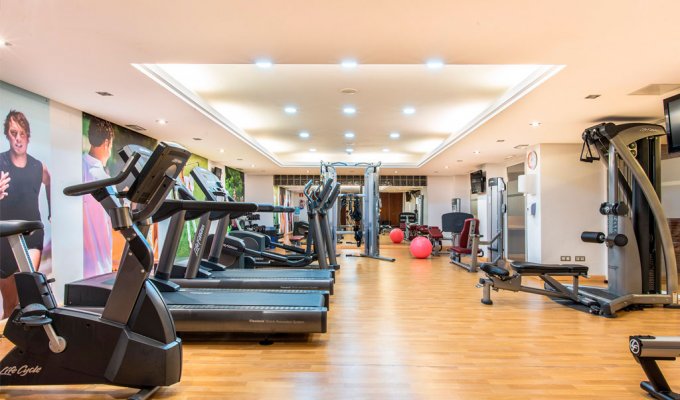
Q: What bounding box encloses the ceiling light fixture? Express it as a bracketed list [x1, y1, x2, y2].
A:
[389, 132, 400, 139]
[505, 155, 514, 159]
[343, 106, 357, 115]
[340, 88, 358, 95]
[156, 119, 168, 125]
[444, 165, 449, 169]
[382, 148, 390, 152]
[341, 59, 358, 68]
[473, 150, 480, 154]
[251, 164, 256, 168]
[514, 144, 529, 149]
[426, 59, 444, 69]
[299, 131, 310, 138]
[309, 148, 317, 152]
[192, 137, 202, 141]
[394, 171, 398, 174]
[255, 59, 273, 68]
[585, 94, 601, 99]
[344, 131, 355, 139]
[346, 148, 354, 153]
[0, 38, 11, 47]
[219, 149, 224, 153]
[96, 91, 113, 96]
[306, 170, 310, 173]
[284, 106, 297, 114]
[402, 107, 416, 115]
[496, 139, 505, 143]
[457, 160, 463, 162]
[529, 121, 541, 127]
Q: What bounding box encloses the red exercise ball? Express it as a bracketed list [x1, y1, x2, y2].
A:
[389, 228, 404, 243]
[409, 236, 433, 259]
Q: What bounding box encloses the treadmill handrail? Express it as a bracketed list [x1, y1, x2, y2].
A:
[152, 200, 259, 222]
[64, 153, 141, 196]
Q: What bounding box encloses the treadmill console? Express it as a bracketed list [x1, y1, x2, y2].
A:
[191, 167, 228, 201]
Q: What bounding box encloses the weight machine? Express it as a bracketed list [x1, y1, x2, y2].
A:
[321, 161, 396, 262]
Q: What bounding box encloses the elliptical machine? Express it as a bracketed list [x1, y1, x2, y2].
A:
[0, 142, 189, 399]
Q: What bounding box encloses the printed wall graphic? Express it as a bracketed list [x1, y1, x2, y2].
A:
[224, 166, 245, 202]
[82, 113, 158, 278]
[176, 154, 209, 259]
[0, 82, 52, 319]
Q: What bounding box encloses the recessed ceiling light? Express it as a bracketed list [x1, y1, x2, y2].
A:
[156, 119, 168, 125]
[505, 155, 514, 159]
[394, 171, 398, 174]
[0, 39, 11, 47]
[341, 59, 358, 68]
[457, 160, 463, 162]
[306, 170, 310, 173]
[192, 137, 202, 141]
[402, 107, 416, 115]
[251, 164, 256, 168]
[344, 131, 355, 139]
[434, 171, 439, 173]
[473, 150, 480, 154]
[426, 59, 444, 69]
[444, 165, 449, 169]
[514, 144, 529, 149]
[382, 148, 390, 152]
[340, 88, 358, 95]
[529, 121, 541, 127]
[219, 149, 224, 153]
[389, 132, 400, 139]
[236, 158, 244, 161]
[585, 94, 601, 99]
[96, 91, 113, 96]
[284, 106, 297, 114]
[309, 148, 317, 152]
[255, 59, 273, 68]
[346, 148, 354, 153]
[343, 106, 357, 115]
[299, 131, 310, 138]
[496, 139, 505, 143]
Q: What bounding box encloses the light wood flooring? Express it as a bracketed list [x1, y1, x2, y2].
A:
[2, 238, 680, 399]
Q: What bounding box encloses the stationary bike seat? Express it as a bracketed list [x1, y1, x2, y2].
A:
[0, 220, 44, 238]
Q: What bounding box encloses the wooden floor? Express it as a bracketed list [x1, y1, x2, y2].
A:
[2, 238, 680, 399]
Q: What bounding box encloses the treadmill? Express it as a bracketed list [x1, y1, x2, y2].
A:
[160, 166, 335, 292]
[65, 144, 328, 334]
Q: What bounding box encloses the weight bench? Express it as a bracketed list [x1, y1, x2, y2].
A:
[479, 261, 589, 305]
[428, 226, 444, 256]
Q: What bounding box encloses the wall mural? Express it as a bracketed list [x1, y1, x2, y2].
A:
[0, 82, 52, 319]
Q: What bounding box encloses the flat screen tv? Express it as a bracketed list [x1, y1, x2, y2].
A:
[470, 170, 486, 194]
[664, 92, 680, 154]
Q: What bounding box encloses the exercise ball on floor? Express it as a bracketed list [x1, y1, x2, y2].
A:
[389, 228, 404, 243]
[409, 236, 433, 259]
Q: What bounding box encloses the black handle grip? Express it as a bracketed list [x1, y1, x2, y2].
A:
[581, 231, 605, 243]
[607, 233, 628, 247]
[64, 153, 141, 196]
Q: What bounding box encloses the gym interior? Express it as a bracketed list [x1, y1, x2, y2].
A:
[1, 2, 680, 399]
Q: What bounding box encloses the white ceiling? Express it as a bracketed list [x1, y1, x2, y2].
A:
[1, 0, 680, 175]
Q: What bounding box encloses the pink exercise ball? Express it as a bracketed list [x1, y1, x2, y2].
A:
[409, 236, 433, 259]
[389, 228, 404, 243]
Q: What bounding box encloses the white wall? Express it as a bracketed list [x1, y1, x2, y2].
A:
[244, 174, 275, 227]
[525, 144, 607, 275]
[661, 157, 680, 218]
[452, 175, 471, 213]
[426, 176, 454, 227]
[49, 101, 85, 300]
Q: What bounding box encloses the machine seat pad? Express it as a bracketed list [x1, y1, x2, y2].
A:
[480, 264, 510, 278]
[0, 220, 44, 238]
[511, 262, 588, 275]
[428, 227, 444, 239]
[450, 246, 472, 255]
[290, 235, 305, 242]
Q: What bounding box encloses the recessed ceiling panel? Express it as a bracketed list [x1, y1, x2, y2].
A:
[142, 63, 562, 166]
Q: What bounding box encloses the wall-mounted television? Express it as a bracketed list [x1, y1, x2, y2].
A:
[664, 92, 680, 154]
[470, 170, 486, 194]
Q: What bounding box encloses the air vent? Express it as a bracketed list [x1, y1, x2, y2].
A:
[125, 124, 146, 131]
[585, 94, 601, 99]
[629, 84, 680, 96]
[96, 91, 113, 96]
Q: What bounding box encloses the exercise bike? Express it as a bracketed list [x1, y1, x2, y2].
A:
[0, 142, 189, 399]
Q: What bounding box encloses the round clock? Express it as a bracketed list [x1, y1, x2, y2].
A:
[527, 150, 538, 170]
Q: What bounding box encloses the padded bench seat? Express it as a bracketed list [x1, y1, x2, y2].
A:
[510, 262, 589, 275]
